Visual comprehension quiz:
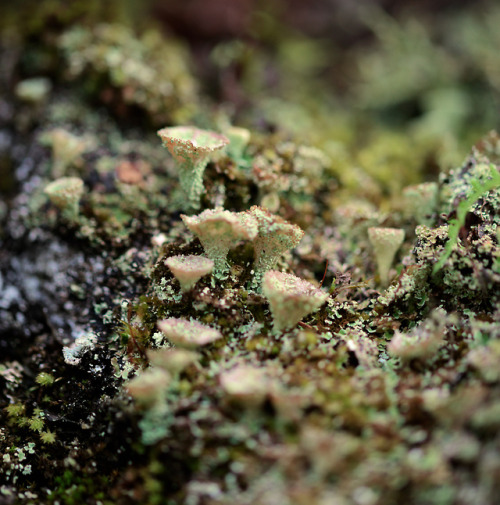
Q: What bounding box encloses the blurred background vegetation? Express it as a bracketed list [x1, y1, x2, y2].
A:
[1, 0, 499, 167]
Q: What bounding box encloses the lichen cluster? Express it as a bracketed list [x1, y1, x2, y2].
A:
[1, 2, 500, 505]
[59, 23, 199, 125]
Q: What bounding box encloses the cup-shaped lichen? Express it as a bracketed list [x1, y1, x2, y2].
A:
[165, 254, 214, 292]
[181, 208, 258, 275]
[262, 271, 328, 332]
[249, 206, 305, 283]
[367, 227, 405, 286]
[147, 348, 199, 375]
[157, 318, 222, 349]
[44, 176, 84, 221]
[157, 126, 229, 210]
[47, 128, 87, 178]
[219, 364, 269, 408]
[126, 368, 171, 406]
[388, 329, 443, 362]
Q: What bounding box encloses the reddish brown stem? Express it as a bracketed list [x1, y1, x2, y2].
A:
[319, 259, 329, 288]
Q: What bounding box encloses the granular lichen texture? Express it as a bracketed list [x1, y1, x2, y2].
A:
[181, 208, 257, 274]
[157, 318, 223, 348]
[44, 176, 84, 220]
[219, 364, 270, 408]
[158, 126, 229, 210]
[368, 227, 405, 286]
[165, 254, 214, 292]
[249, 205, 305, 282]
[2, 2, 500, 504]
[262, 270, 328, 331]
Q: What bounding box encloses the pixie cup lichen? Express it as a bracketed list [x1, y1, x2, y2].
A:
[46, 128, 87, 178]
[165, 255, 214, 292]
[147, 348, 199, 375]
[181, 208, 258, 275]
[44, 176, 84, 221]
[249, 206, 305, 284]
[126, 368, 171, 406]
[219, 364, 269, 408]
[157, 126, 229, 210]
[157, 318, 223, 349]
[402, 182, 438, 225]
[367, 227, 405, 286]
[387, 310, 448, 361]
[262, 271, 328, 332]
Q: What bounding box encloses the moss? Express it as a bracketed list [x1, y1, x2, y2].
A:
[5, 403, 26, 418]
[27, 416, 44, 433]
[39, 430, 57, 445]
[35, 372, 55, 387]
[48, 470, 113, 505]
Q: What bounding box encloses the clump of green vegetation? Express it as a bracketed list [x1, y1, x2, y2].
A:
[44, 176, 84, 222]
[58, 23, 199, 125]
[35, 372, 55, 387]
[433, 162, 500, 274]
[2, 3, 500, 504]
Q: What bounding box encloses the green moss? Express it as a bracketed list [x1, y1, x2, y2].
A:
[28, 417, 45, 433]
[48, 470, 112, 505]
[35, 372, 55, 387]
[40, 431, 57, 444]
[5, 403, 26, 418]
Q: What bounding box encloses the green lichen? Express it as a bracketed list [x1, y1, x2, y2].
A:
[181, 208, 257, 275]
[44, 177, 84, 222]
[249, 205, 305, 284]
[2, 4, 500, 504]
[368, 227, 405, 286]
[433, 163, 500, 274]
[165, 255, 214, 292]
[59, 23, 199, 125]
[158, 126, 229, 210]
[262, 270, 328, 332]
